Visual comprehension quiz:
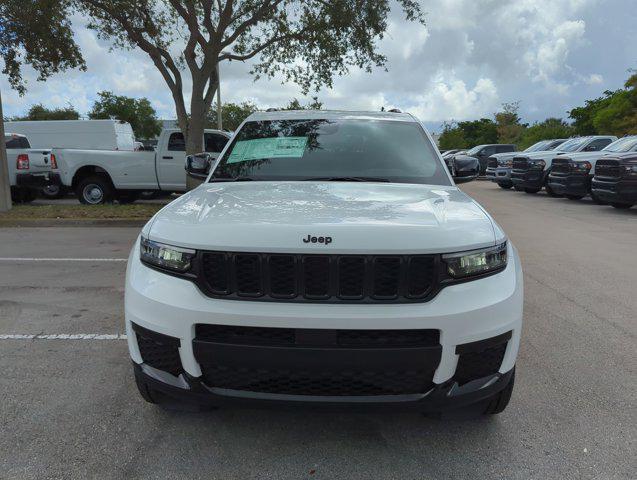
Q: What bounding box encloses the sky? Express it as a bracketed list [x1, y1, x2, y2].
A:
[1, 0, 636, 134]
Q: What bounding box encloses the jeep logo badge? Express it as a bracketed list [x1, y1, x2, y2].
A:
[303, 234, 332, 245]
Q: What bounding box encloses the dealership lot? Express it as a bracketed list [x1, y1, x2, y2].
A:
[0, 181, 635, 480]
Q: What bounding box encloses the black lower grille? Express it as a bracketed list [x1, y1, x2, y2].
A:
[487, 157, 498, 168]
[134, 324, 183, 376]
[194, 325, 441, 396]
[199, 252, 438, 303]
[201, 365, 433, 396]
[512, 158, 529, 171]
[454, 337, 508, 385]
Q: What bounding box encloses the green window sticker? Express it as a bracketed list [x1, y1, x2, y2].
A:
[227, 136, 308, 164]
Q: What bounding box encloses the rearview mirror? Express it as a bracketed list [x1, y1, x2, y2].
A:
[185, 153, 215, 179]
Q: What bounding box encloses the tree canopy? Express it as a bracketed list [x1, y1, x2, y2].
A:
[88, 91, 162, 139]
[11, 104, 80, 121]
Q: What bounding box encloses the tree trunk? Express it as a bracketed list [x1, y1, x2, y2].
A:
[0, 89, 12, 212]
[184, 76, 217, 190]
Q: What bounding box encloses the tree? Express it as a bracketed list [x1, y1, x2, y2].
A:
[591, 72, 637, 135]
[456, 118, 498, 146]
[205, 101, 258, 131]
[70, 0, 423, 187]
[438, 121, 468, 150]
[518, 118, 574, 149]
[12, 103, 80, 121]
[88, 91, 162, 139]
[0, 0, 85, 211]
[282, 96, 323, 110]
[495, 102, 526, 145]
[569, 93, 614, 135]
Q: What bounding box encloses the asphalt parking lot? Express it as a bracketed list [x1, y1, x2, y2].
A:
[0, 181, 635, 480]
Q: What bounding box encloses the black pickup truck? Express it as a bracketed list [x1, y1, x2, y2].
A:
[591, 153, 637, 209]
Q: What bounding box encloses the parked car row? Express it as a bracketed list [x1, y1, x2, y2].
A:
[487, 135, 637, 209]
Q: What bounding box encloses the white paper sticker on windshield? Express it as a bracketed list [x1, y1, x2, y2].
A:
[227, 137, 307, 163]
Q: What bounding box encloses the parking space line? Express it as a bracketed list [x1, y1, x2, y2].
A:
[0, 258, 127, 262]
[0, 333, 127, 340]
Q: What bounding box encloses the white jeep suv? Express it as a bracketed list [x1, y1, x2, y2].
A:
[125, 110, 523, 415]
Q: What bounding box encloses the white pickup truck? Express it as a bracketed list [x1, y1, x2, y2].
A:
[52, 128, 231, 204]
[4, 133, 57, 203]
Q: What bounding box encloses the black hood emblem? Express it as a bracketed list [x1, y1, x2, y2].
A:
[303, 235, 332, 245]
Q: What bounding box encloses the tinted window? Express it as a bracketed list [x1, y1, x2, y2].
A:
[4, 135, 30, 149]
[481, 146, 496, 156]
[496, 145, 514, 153]
[585, 138, 612, 151]
[558, 138, 589, 152]
[167, 132, 186, 151]
[204, 133, 229, 153]
[211, 119, 451, 185]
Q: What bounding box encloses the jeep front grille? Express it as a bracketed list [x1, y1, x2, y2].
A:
[199, 252, 438, 303]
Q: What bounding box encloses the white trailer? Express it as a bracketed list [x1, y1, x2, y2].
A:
[4, 119, 136, 151]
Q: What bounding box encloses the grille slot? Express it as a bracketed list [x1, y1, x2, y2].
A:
[487, 157, 498, 168]
[195, 324, 295, 346]
[550, 158, 571, 174]
[199, 252, 439, 303]
[200, 365, 433, 396]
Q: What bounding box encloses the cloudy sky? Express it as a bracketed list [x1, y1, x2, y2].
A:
[1, 0, 635, 133]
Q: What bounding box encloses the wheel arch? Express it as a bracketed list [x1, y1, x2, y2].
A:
[71, 165, 115, 190]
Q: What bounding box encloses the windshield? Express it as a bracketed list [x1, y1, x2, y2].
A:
[465, 145, 484, 156]
[524, 140, 550, 152]
[602, 137, 637, 152]
[210, 119, 451, 185]
[557, 137, 589, 152]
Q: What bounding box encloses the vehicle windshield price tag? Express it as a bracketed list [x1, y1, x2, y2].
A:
[227, 137, 307, 163]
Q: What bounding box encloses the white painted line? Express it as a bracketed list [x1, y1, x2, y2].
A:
[0, 257, 127, 262]
[0, 333, 127, 340]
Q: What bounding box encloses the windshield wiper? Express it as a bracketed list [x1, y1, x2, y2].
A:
[209, 176, 255, 182]
[302, 176, 391, 183]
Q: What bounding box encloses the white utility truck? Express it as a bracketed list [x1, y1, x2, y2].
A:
[4, 133, 57, 203]
[126, 110, 523, 417]
[51, 128, 231, 204]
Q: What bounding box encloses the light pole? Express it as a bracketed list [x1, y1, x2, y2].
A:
[0, 88, 12, 212]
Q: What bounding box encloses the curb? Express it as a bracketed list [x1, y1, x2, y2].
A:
[0, 219, 147, 228]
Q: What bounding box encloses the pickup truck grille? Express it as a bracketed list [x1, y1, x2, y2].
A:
[199, 252, 438, 303]
[595, 159, 622, 179]
[512, 158, 529, 171]
[487, 157, 498, 168]
[550, 158, 572, 175]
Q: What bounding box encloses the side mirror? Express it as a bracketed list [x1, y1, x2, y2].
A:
[185, 152, 215, 179]
[451, 157, 479, 184]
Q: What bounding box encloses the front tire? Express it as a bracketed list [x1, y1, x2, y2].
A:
[544, 181, 562, 198]
[513, 185, 524, 191]
[76, 175, 113, 205]
[483, 369, 515, 415]
[590, 192, 606, 205]
[566, 194, 584, 200]
[525, 187, 540, 194]
[611, 203, 633, 209]
[498, 183, 512, 190]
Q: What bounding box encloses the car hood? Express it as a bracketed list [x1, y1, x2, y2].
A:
[559, 150, 618, 162]
[147, 182, 501, 254]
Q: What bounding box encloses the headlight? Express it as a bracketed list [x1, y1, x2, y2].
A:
[140, 237, 195, 272]
[573, 161, 591, 172]
[528, 159, 545, 169]
[443, 242, 508, 278]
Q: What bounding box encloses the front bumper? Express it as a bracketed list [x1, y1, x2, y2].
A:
[125, 238, 523, 408]
[591, 177, 637, 205]
[511, 169, 544, 189]
[486, 167, 513, 185]
[547, 172, 591, 196]
[15, 172, 61, 189]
